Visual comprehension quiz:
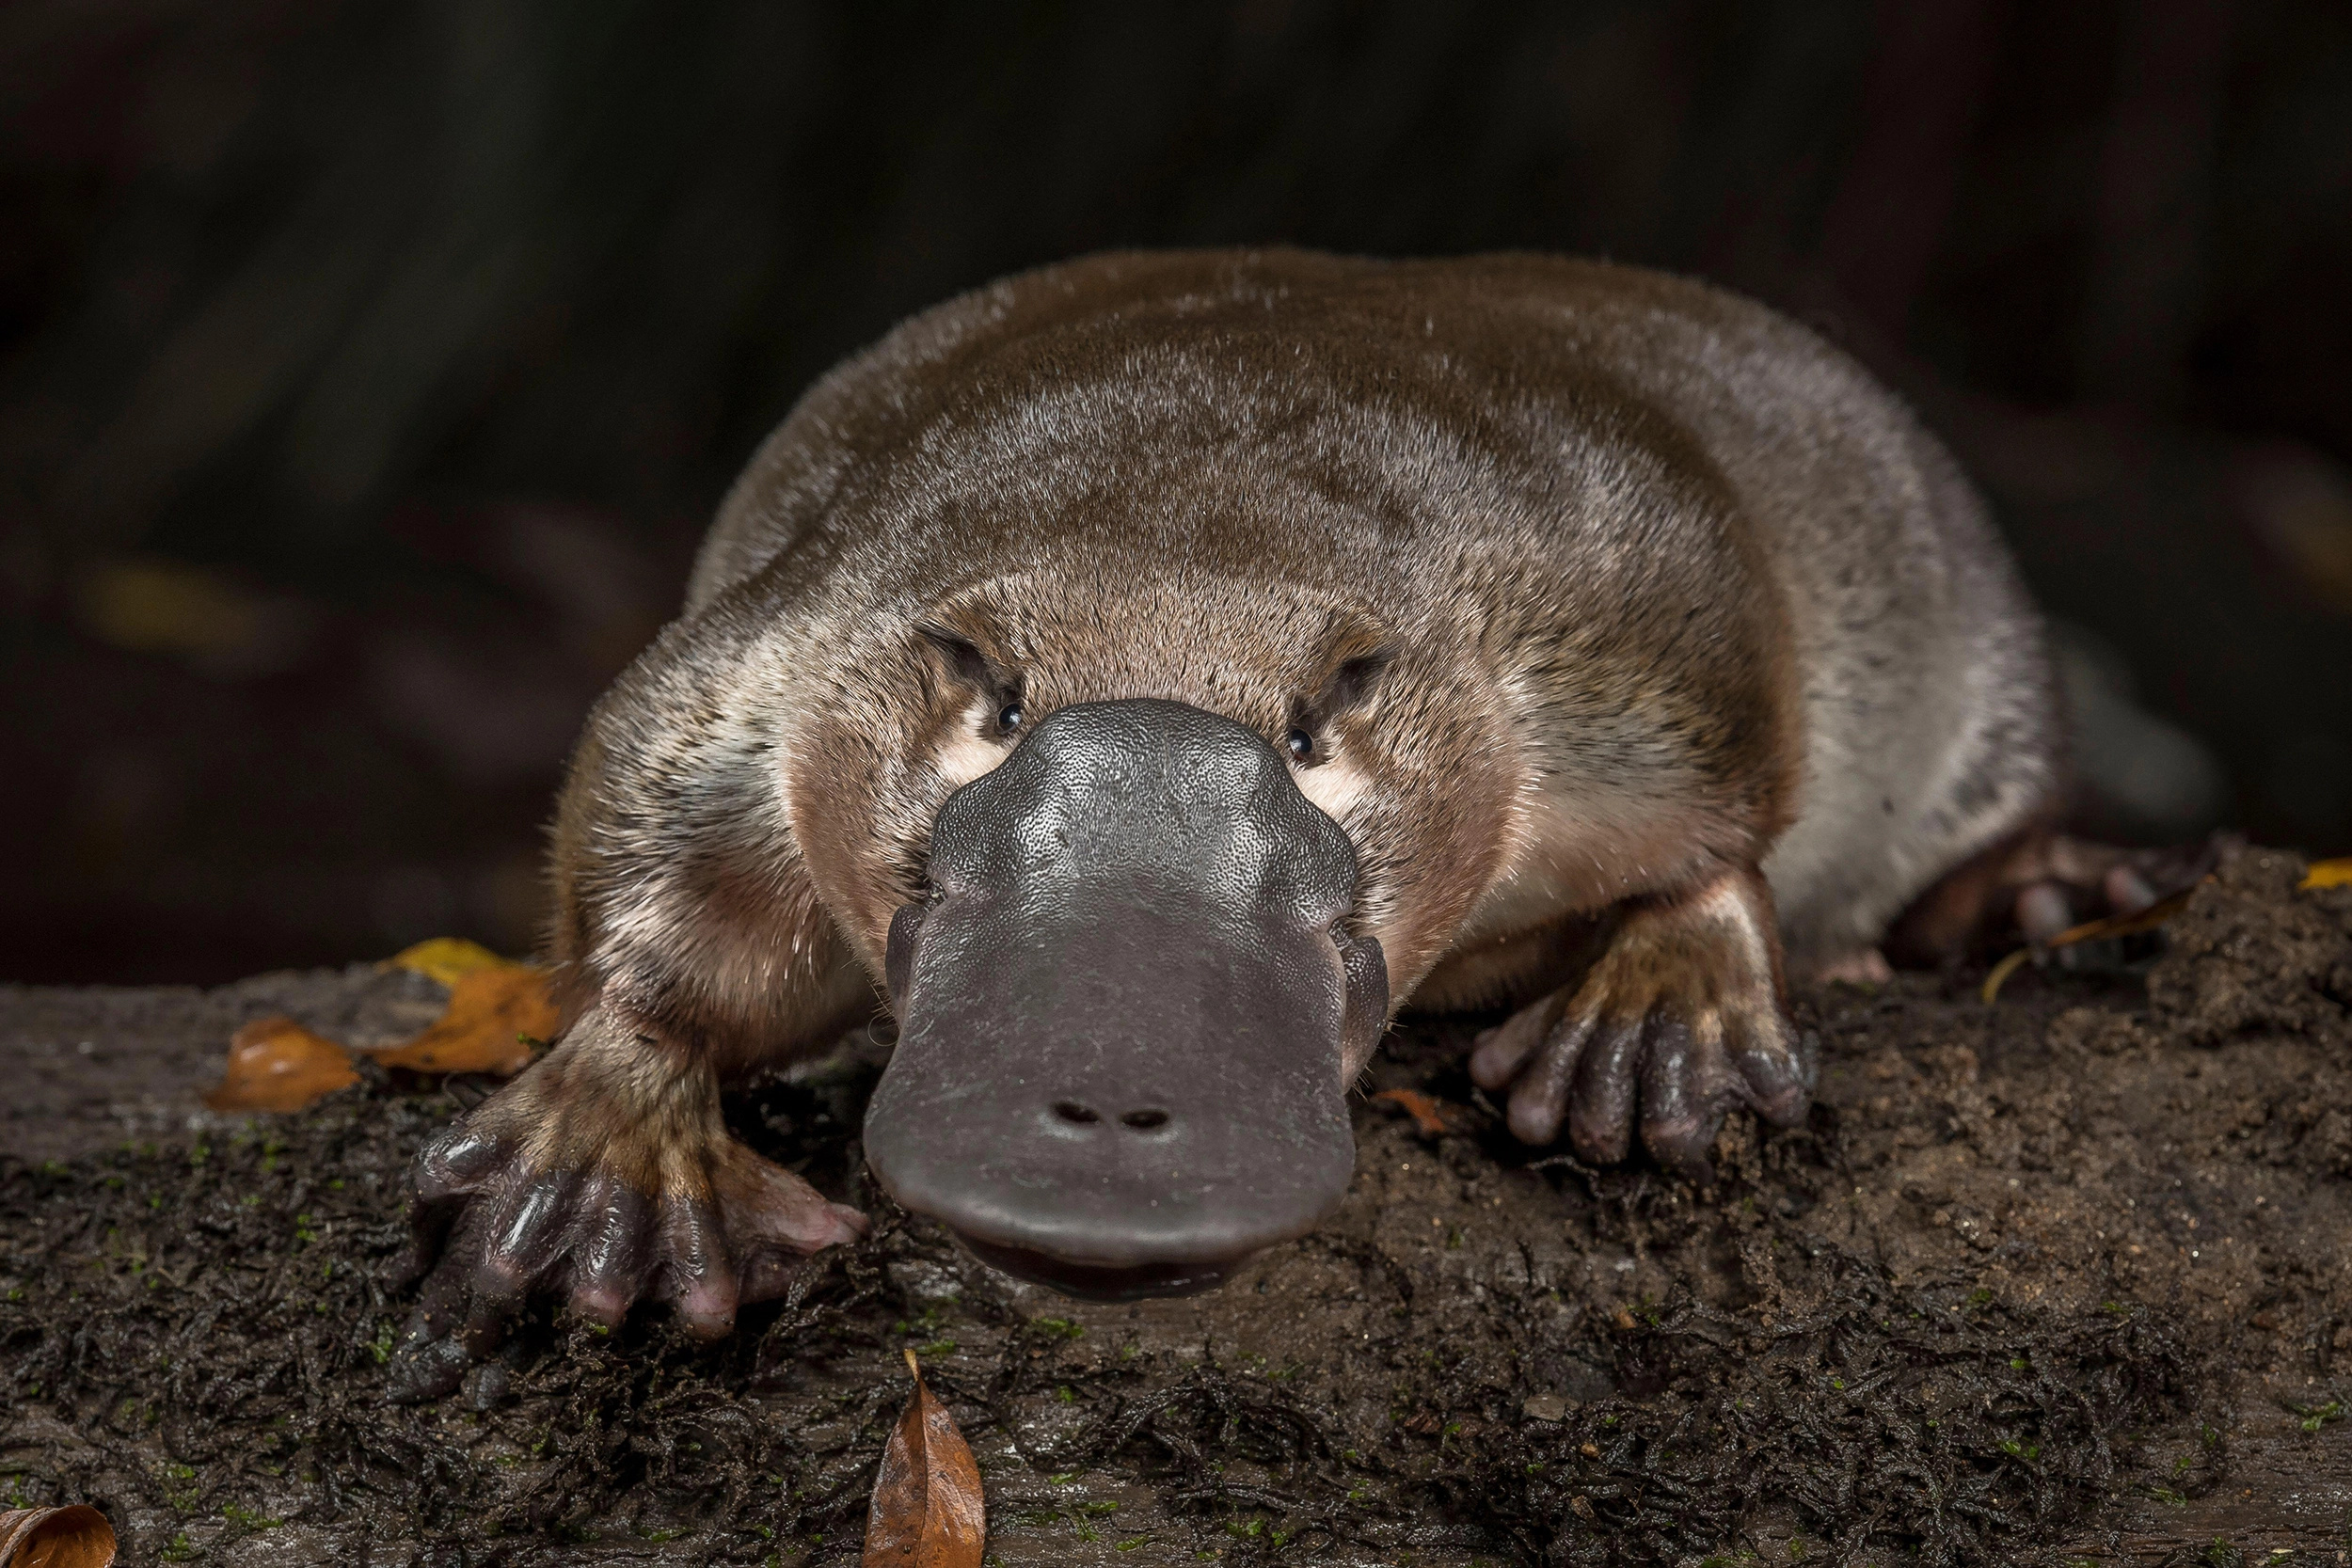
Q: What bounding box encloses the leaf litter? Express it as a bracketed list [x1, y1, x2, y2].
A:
[200, 938, 556, 1110]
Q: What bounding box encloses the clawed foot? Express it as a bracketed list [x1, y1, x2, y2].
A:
[387, 1006, 866, 1402]
[2009, 833, 2226, 944]
[1468, 867, 1815, 1180]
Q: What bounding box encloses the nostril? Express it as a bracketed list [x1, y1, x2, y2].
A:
[1053, 1101, 1101, 1125]
[1120, 1108, 1169, 1131]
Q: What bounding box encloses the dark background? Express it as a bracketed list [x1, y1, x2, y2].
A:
[4, 0, 2347, 985]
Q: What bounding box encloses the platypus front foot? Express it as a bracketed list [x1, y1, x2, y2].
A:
[1468, 867, 1815, 1180]
[385, 1003, 866, 1402]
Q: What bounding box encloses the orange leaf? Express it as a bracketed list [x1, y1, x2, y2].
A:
[370, 964, 556, 1076]
[2302, 857, 2352, 891]
[0, 1504, 117, 1567]
[204, 1017, 358, 1113]
[1373, 1087, 1454, 1137]
[382, 936, 513, 986]
[865, 1349, 986, 1568]
[2038, 882, 2201, 949]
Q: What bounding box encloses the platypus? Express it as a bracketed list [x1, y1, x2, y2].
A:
[390, 248, 2169, 1398]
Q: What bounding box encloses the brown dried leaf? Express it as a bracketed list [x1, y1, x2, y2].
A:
[370, 964, 557, 1076]
[1372, 1086, 1454, 1137]
[865, 1349, 986, 1568]
[0, 1503, 119, 1566]
[1981, 881, 2204, 1004]
[203, 1017, 358, 1113]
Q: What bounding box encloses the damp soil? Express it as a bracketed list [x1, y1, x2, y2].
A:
[5, 849, 2350, 1567]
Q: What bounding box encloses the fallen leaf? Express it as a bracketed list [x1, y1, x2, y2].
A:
[865, 1348, 986, 1568]
[75, 558, 316, 678]
[384, 936, 514, 987]
[1981, 881, 2203, 1004]
[204, 1017, 358, 1112]
[370, 963, 556, 1076]
[2301, 857, 2352, 891]
[0, 1503, 119, 1566]
[201, 942, 558, 1115]
[1373, 1087, 1454, 1137]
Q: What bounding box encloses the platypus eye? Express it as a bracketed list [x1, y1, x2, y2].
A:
[1285, 727, 1314, 762]
[996, 702, 1025, 736]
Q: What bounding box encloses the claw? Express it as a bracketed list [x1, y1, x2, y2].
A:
[476, 1170, 579, 1298]
[1728, 1022, 1814, 1126]
[393, 1196, 460, 1290]
[660, 1195, 740, 1340]
[1636, 1021, 1716, 1178]
[2103, 863, 2157, 915]
[1502, 1003, 1593, 1146]
[386, 1329, 472, 1404]
[565, 1174, 655, 1327]
[1565, 1013, 1645, 1164]
[2017, 882, 2074, 942]
[413, 1124, 506, 1201]
[1470, 990, 1565, 1092]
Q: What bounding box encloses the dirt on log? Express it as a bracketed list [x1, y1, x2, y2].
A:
[3, 850, 2349, 1566]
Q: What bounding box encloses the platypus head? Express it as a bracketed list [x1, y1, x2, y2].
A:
[864, 698, 1389, 1298]
[786, 562, 1517, 1300]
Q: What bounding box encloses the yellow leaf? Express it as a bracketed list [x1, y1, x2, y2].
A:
[1979, 948, 2033, 1006]
[205, 1017, 358, 1113]
[1981, 881, 2203, 1003]
[865, 1349, 986, 1567]
[383, 937, 514, 987]
[370, 965, 557, 1077]
[2301, 858, 2352, 891]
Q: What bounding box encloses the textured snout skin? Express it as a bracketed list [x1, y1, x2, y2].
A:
[864, 699, 1389, 1298]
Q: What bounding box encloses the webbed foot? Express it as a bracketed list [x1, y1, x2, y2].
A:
[1468, 867, 1814, 1180]
[387, 1004, 865, 1402]
[2008, 833, 2227, 942]
[1888, 828, 2233, 962]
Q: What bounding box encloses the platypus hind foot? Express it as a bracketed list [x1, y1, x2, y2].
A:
[1887, 829, 2235, 963]
[1468, 866, 1815, 1181]
[385, 1003, 865, 1403]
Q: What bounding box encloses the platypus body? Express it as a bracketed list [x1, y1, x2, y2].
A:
[393, 249, 2096, 1396]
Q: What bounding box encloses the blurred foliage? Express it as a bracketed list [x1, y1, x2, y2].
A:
[2, 0, 2348, 979]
